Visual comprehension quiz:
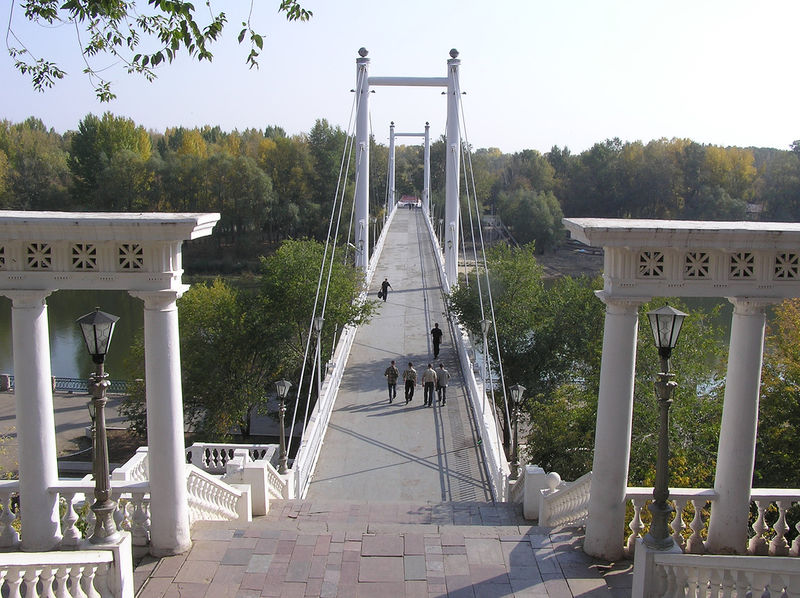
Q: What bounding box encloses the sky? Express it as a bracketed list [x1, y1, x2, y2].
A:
[3, 0, 799, 154]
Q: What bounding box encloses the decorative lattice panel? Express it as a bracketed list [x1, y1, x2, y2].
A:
[71, 243, 97, 270]
[774, 253, 800, 280]
[118, 244, 144, 271]
[638, 251, 664, 278]
[26, 243, 52, 269]
[684, 252, 710, 279]
[729, 252, 755, 279]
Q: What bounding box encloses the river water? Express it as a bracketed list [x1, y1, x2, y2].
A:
[0, 290, 143, 380]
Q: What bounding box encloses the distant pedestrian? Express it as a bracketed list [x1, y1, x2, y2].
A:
[430, 322, 443, 359]
[436, 363, 450, 405]
[403, 362, 417, 404]
[380, 278, 392, 302]
[422, 363, 438, 407]
[384, 360, 399, 403]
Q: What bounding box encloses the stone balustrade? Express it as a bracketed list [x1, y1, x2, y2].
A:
[638, 552, 799, 598]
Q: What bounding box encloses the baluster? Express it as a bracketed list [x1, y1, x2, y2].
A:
[720, 568, 735, 598]
[671, 497, 688, 551]
[82, 564, 100, 598]
[85, 503, 96, 540]
[69, 565, 88, 598]
[661, 563, 676, 597]
[6, 567, 23, 598]
[0, 492, 20, 547]
[625, 496, 646, 558]
[769, 500, 790, 556]
[39, 565, 56, 598]
[686, 498, 707, 554]
[708, 567, 723, 598]
[791, 517, 800, 557]
[54, 565, 69, 598]
[131, 492, 151, 547]
[22, 567, 39, 598]
[60, 492, 81, 547]
[113, 498, 127, 532]
[748, 500, 769, 555]
[673, 563, 690, 598]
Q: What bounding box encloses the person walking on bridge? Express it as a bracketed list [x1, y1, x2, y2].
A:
[422, 363, 438, 407]
[436, 363, 450, 405]
[403, 362, 417, 404]
[384, 360, 399, 403]
[430, 323, 443, 359]
[380, 278, 392, 302]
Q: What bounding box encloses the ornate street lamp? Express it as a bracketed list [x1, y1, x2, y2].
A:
[76, 307, 121, 545]
[508, 384, 526, 480]
[644, 304, 687, 550]
[275, 379, 292, 474]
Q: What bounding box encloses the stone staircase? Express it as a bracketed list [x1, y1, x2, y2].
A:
[134, 500, 633, 597]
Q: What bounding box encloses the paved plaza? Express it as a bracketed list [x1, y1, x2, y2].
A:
[308, 209, 490, 502]
[134, 499, 633, 597]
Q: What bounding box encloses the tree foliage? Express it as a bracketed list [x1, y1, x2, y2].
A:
[7, 0, 312, 101]
[756, 299, 800, 488]
[122, 238, 376, 440]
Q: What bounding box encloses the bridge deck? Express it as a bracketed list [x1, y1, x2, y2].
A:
[307, 208, 491, 502]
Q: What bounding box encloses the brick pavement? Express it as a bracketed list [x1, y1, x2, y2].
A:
[134, 500, 633, 597]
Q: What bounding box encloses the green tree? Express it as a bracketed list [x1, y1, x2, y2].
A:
[68, 112, 151, 207]
[496, 189, 563, 252]
[756, 299, 800, 488]
[0, 117, 71, 210]
[8, 0, 312, 101]
[258, 239, 376, 369]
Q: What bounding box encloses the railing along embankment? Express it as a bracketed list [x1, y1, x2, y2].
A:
[422, 213, 511, 502]
[289, 202, 399, 499]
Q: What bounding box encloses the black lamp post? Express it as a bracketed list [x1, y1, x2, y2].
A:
[643, 304, 687, 550]
[508, 384, 525, 480]
[275, 379, 292, 474]
[76, 307, 121, 545]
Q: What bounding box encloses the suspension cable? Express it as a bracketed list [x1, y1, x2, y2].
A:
[455, 78, 512, 437]
[286, 66, 363, 454]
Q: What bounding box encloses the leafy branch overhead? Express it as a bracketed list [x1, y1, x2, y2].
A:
[6, 0, 312, 101]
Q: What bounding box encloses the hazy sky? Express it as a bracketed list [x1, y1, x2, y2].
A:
[3, 0, 799, 154]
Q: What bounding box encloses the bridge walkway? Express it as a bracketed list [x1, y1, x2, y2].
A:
[306, 207, 491, 502]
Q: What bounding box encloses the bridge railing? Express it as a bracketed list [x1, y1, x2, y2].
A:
[289, 201, 399, 499]
[2, 374, 130, 393]
[422, 212, 511, 502]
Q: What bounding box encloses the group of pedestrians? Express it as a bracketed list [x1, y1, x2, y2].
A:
[377, 275, 451, 407]
[384, 360, 450, 406]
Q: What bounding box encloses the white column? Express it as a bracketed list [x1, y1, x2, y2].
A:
[444, 49, 461, 287]
[130, 290, 191, 556]
[584, 292, 645, 560]
[423, 121, 431, 217]
[2, 290, 62, 551]
[707, 298, 770, 554]
[354, 47, 370, 269]
[388, 122, 396, 212]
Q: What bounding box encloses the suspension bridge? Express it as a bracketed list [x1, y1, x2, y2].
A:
[2, 48, 797, 598]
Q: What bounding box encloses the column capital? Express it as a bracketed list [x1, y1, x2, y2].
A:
[129, 287, 186, 311]
[0, 290, 52, 308]
[594, 291, 649, 314]
[726, 297, 780, 316]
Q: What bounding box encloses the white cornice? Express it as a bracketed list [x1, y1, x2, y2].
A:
[564, 218, 800, 250]
[0, 211, 220, 242]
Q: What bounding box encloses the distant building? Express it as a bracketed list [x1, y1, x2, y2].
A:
[398, 195, 420, 208]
